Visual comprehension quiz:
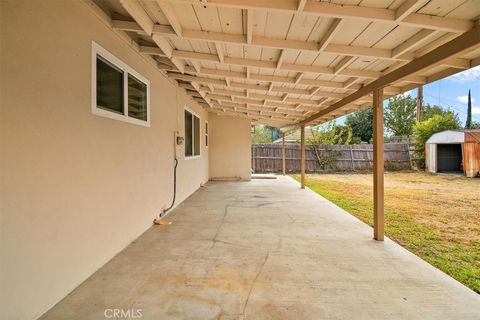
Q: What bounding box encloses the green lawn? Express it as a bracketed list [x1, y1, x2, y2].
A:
[292, 172, 480, 293]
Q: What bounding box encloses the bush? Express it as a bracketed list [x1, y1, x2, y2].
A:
[413, 114, 461, 161]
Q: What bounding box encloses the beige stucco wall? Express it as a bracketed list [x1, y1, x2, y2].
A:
[0, 1, 209, 319]
[209, 114, 252, 181]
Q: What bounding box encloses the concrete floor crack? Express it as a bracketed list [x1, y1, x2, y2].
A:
[211, 196, 239, 248]
[242, 253, 269, 320]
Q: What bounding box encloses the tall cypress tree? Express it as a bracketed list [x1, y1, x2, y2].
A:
[466, 89, 472, 129]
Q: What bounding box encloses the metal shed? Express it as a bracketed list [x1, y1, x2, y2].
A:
[426, 130, 480, 177]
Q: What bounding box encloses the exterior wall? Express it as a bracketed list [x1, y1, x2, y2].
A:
[0, 2, 208, 319]
[463, 142, 480, 178]
[425, 143, 437, 173]
[209, 114, 251, 181]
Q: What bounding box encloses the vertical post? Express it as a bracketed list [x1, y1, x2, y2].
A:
[350, 145, 355, 171]
[416, 85, 423, 121]
[282, 133, 286, 175]
[300, 125, 305, 189]
[373, 88, 384, 241]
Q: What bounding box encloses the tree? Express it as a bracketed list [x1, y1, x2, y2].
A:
[470, 121, 480, 129]
[421, 104, 459, 122]
[307, 121, 352, 170]
[413, 113, 461, 161]
[251, 125, 280, 143]
[466, 89, 472, 129]
[384, 95, 416, 136]
[308, 122, 352, 145]
[345, 107, 373, 143]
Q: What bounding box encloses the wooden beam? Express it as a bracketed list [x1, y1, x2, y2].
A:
[276, 50, 286, 69]
[246, 9, 253, 44]
[300, 124, 306, 189]
[395, 0, 429, 22]
[150, 23, 405, 60]
[298, 25, 480, 125]
[318, 18, 343, 51]
[297, 0, 307, 12]
[156, 0, 183, 36]
[139, 45, 166, 56]
[191, 60, 202, 73]
[111, 19, 145, 33]
[401, 13, 472, 33]
[334, 56, 355, 74]
[416, 85, 423, 121]
[169, 73, 335, 98]
[391, 29, 437, 58]
[373, 88, 384, 241]
[282, 133, 286, 175]
[116, 22, 469, 78]
[137, 22, 418, 63]
[180, 65, 350, 89]
[175, 75, 368, 101]
[294, 72, 304, 84]
[168, 49, 382, 78]
[168, 0, 473, 32]
[214, 42, 225, 63]
[119, 0, 185, 72]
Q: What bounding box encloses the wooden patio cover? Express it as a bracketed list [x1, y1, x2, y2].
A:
[91, 0, 480, 240]
[92, 0, 480, 128]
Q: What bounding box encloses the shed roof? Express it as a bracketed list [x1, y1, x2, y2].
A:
[94, 0, 480, 128]
[426, 129, 480, 144]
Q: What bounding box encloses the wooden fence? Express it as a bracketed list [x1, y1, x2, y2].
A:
[251, 143, 412, 173]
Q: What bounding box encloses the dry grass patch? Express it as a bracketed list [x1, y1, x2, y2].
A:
[292, 172, 480, 293]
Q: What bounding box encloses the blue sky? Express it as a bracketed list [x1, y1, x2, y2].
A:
[336, 65, 480, 126]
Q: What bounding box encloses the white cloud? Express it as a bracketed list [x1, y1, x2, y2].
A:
[473, 107, 480, 115]
[451, 65, 480, 82]
[457, 95, 475, 105]
[400, 90, 411, 97]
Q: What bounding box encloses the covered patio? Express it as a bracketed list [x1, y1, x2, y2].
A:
[2, 1, 480, 318]
[40, 176, 480, 320]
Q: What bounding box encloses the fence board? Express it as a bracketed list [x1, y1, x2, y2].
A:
[252, 143, 412, 173]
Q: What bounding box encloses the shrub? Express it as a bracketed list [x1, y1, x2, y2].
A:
[413, 114, 461, 160]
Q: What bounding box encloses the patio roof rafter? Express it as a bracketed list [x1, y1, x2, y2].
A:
[98, 0, 480, 127]
[295, 25, 480, 127]
[165, 0, 473, 33]
[119, 0, 187, 73]
[114, 20, 473, 68]
[131, 41, 472, 90]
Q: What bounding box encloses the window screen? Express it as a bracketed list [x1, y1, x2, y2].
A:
[96, 56, 124, 114]
[185, 110, 201, 157]
[194, 116, 200, 156]
[93, 42, 150, 126]
[185, 110, 193, 157]
[205, 122, 208, 147]
[128, 74, 147, 121]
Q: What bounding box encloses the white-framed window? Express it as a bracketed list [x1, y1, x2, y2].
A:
[205, 121, 209, 147]
[184, 107, 201, 158]
[91, 41, 150, 127]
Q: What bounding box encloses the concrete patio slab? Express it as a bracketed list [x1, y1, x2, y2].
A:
[40, 176, 480, 320]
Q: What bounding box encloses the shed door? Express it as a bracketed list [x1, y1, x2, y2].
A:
[437, 144, 462, 172]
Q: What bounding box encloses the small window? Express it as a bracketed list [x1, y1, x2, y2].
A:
[96, 57, 124, 114]
[92, 42, 149, 126]
[205, 121, 209, 147]
[128, 74, 148, 121]
[185, 108, 201, 158]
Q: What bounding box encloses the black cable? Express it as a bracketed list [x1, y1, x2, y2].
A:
[163, 158, 178, 213]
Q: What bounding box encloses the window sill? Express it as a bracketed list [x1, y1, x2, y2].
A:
[184, 155, 201, 160]
[93, 108, 150, 127]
